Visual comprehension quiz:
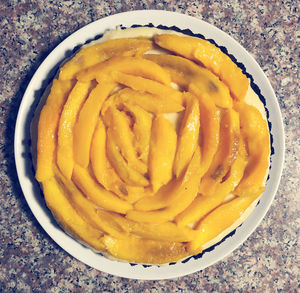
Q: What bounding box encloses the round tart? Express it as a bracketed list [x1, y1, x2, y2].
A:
[34, 27, 270, 264]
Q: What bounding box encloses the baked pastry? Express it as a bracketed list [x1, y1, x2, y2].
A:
[34, 27, 270, 264]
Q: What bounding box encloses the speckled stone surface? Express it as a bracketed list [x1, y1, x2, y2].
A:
[0, 0, 299, 291]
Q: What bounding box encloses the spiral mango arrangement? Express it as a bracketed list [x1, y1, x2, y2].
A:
[35, 31, 270, 264]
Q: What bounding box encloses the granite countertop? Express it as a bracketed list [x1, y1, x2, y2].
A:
[0, 0, 299, 291]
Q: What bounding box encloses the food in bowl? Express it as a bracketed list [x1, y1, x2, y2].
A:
[33, 27, 270, 264]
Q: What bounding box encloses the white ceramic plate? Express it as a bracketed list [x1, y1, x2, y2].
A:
[14, 10, 284, 280]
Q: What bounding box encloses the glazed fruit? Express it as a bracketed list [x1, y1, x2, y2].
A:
[35, 29, 270, 264]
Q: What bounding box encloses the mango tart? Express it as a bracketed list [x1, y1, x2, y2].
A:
[33, 27, 270, 264]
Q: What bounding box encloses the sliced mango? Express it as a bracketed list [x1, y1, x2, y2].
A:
[54, 168, 128, 239]
[117, 88, 184, 114]
[73, 82, 116, 168]
[174, 93, 200, 178]
[76, 56, 171, 85]
[43, 177, 105, 251]
[112, 71, 183, 104]
[90, 119, 126, 196]
[106, 128, 149, 187]
[148, 115, 177, 192]
[175, 139, 247, 226]
[118, 102, 152, 163]
[59, 38, 154, 80]
[103, 106, 147, 174]
[57, 81, 92, 179]
[188, 195, 256, 253]
[103, 235, 188, 264]
[91, 119, 150, 202]
[135, 146, 201, 211]
[72, 164, 133, 214]
[126, 148, 201, 224]
[37, 31, 270, 264]
[154, 34, 249, 100]
[36, 79, 74, 182]
[194, 90, 221, 177]
[199, 108, 240, 196]
[103, 212, 195, 242]
[145, 54, 232, 108]
[234, 102, 270, 197]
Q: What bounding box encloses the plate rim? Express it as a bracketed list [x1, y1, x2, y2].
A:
[14, 10, 285, 280]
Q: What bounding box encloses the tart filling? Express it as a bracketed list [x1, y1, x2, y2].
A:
[33, 27, 270, 264]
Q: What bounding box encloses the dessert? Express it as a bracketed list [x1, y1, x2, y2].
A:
[34, 27, 270, 264]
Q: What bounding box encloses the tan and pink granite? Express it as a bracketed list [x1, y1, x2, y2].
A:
[0, 0, 299, 292]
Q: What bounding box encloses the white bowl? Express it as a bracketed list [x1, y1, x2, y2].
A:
[14, 10, 284, 280]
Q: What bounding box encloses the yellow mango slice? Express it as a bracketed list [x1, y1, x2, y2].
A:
[188, 195, 256, 252]
[199, 108, 240, 196]
[145, 54, 232, 108]
[102, 212, 195, 242]
[43, 177, 105, 251]
[117, 88, 184, 114]
[76, 56, 171, 85]
[57, 81, 92, 179]
[36, 79, 74, 182]
[174, 93, 200, 178]
[175, 139, 247, 226]
[54, 168, 128, 239]
[106, 129, 149, 187]
[234, 102, 270, 197]
[103, 106, 147, 174]
[59, 38, 154, 80]
[90, 119, 126, 195]
[103, 235, 188, 264]
[126, 148, 201, 224]
[73, 82, 116, 168]
[72, 164, 133, 214]
[112, 71, 183, 104]
[135, 145, 201, 211]
[194, 90, 221, 177]
[154, 34, 249, 100]
[148, 115, 177, 192]
[118, 102, 152, 163]
[90, 120, 147, 202]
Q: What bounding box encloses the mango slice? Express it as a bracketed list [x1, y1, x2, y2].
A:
[188, 195, 256, 252]
[174, 93, 200, 178]
[59, 38, 154, 80]
[145, 54, 232, 108]
[36, 79, 74, 182]
[234, 102, 270, 197]
[54, 168, 128, 239]
[76, 56, 171, 85]
[72, 164, 133, 214]
[103, 105, 147, 174]
[43, 177, 105, 251]
[57, 81, 92, 179]
[175, 139, 247, 226]
[119, 102, 152, 163]
[112, 71, 183, 104]
[91, 119, 149, 202]
[154, 34, 249, 100]
[194, 89, 221, 177]
[148, 115, 177, 193]
[102, 211, 195, 242]
[73, 82, 116, 168]
[199, 108, 240, 196]
[106, 128, 149, 187]
[116, 88, 184, 114]
[135, 145, 201, 212]
[90, 119, 127, 196]
[126, 148, 201, 224]
[103, 235, 188, 264]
